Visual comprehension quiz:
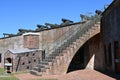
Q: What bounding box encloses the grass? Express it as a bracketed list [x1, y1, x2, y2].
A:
[0, 68, 57, 80]
[0, 75, 19, 80]
[0, 68, 4, 71]
[0, 68, 19, 80]
[0, 68, 4, 74]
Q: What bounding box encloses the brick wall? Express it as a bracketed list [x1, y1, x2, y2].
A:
[0, 36, 23, 67]
[40, 24, 81, 55]
[87, 34, 105, 71]
[4, 50, 42, 72]
[24, 35, 39, 49]
[101, 0, 120, 73]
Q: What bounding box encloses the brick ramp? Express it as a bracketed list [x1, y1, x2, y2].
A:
[14, 70, 117, 80]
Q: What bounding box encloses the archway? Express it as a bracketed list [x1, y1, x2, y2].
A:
[67, 33, 102, 73]
[67, 41, 89, 73]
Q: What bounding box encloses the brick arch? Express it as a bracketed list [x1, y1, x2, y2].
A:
[67, 33, 101, 73]
[54, 24, 100, 74]
[67, 40, 87, 73]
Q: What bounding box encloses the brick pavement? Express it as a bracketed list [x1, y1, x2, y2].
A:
[14, 70, 119, 80]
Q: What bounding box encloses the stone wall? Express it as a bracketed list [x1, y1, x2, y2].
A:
[0, 36, 23, 66]
[101, 0, 120, 73]
[4, 50, 42, 72]
[0, 23, 83, 67]
[67, 34, 105, 73]
[86, 34, 105, 71]
[39, 23, 82, 55]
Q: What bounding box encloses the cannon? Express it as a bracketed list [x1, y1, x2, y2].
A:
[37, 24, 49, 29]
[45, 23, 59, 28]
[104, 5, 109, 10]
[61, 18, 73, 23]
[17, 29, 34, 35]
[95, 10, 102, 15]
[61, 18, 74, 26]
[3, 33, 16, 37]
[80, 14, 91, 21]
[35, 24, 48, 31]
[18, 29, 34, 32]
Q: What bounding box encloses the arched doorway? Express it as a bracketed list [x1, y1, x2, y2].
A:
[67, 42, 88, 73]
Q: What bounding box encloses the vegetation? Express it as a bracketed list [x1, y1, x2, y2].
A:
[0, 68, 58, 80]
[0, 68, 4, 74]
[0, 76, 19, 80]
[0, 68, 19, 80]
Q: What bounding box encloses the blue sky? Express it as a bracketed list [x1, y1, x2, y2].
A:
[0, 0, 112, 38]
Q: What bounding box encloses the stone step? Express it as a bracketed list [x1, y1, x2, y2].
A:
[34, 65, 50, 72]
[40, 61, 52, 67]
[33, 67, 41, 71]
[36, 64, 45, 68]
[40, 61, 49, 65]
[30, 70, 42, 76]
[43, 59, 53, 62]
[49, 53, 59, 57]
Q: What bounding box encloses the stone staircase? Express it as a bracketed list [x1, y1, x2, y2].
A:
[30, 16, 100, 76]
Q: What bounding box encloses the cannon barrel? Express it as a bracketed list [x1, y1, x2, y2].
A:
[45, 23, 59, 28]
[80, 14, 85, 18]
[36, 24, 48, 31]
[80, 14, 90, 19]
[37, 24, 48, 29]
[61, 18, 74, 26]
[45, 23, 55, 26]
[80, 14, 91, 21]
[18, 29, 34, 32]
[3, 33, 16, 37]
[95, 10, 102, 15]
[61, 18, 73, 23]
[17, 29, 34, 35]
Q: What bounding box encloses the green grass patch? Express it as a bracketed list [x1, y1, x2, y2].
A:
[0, 68, 4, 75]
[0, 75, 19, 80]
[0, 68, 4, 72]
[0, 68, 19, 80]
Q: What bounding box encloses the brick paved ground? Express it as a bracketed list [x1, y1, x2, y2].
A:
[14, 70, 119, 80]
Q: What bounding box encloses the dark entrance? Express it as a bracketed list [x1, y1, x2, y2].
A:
[7, 66, 11, 73]
[0, 54, 1, 63]
[6, 58, 12, 73]
[67, 46, 85, 73]
[6, 58, 12, 63]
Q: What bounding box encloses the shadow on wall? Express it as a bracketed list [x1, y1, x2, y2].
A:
[67, 41, 92, 73]
[67, 33, 104, 73]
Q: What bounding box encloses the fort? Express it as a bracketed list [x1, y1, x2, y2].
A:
[0, 0, 120, 78]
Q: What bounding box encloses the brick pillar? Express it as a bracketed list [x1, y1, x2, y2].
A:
[23, 33, 39, 49]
